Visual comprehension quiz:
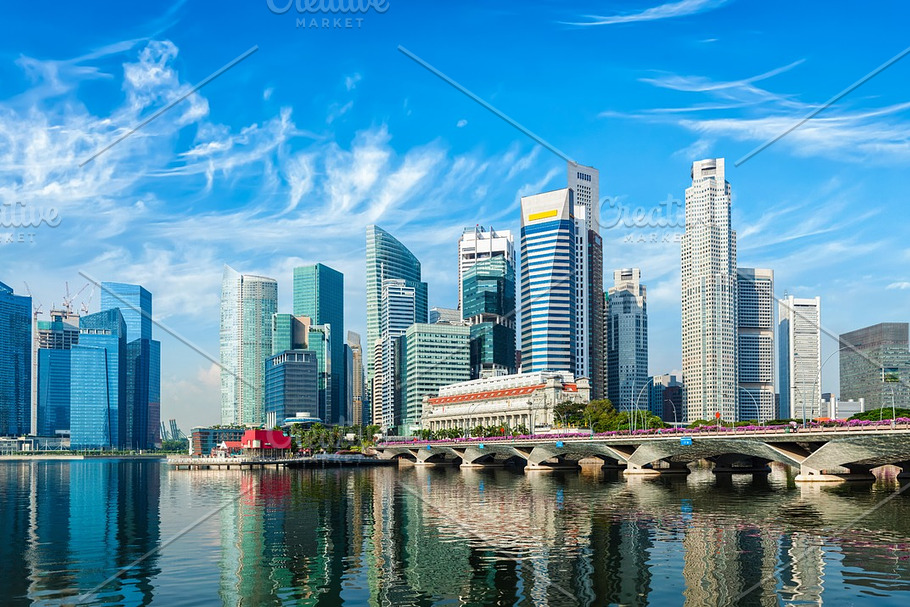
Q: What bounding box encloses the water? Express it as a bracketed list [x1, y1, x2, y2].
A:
[2, 460, 910, 606]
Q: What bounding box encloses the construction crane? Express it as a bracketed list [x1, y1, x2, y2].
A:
[62, 282, 89, 315]
[23, 282, 43, 319]
[80, 285, 94, 315]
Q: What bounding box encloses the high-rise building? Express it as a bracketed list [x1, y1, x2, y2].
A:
[347, 331, 364, 426]
[429, 307, 462, 325]
[0, 281, 31, 436]
[307, 323, 332, 422]
[649, 374, 683, 423]
[70, 309, 127, 449]
[463, 256, 516, 378]
[737, 269, 775, 422]
[100, 282, 161, 449]
[457, 226, 515, 317]
[365, 225, 428, 387]
[681, 158, 738, 423]
[606, 269, 648, 412]
[265, 350, 318, 428]
[35, 310, 79, 437]
[839, 322, 910, 412]
[271, 314, 310, 355]
[220, 266, 278, 426]
[293, 264, 345, 424]
[520, 188, 576, 374]
[372, 279, 419, 432]
[778, 296, 821, 420]
[401, 323, 471, 434]
[568, 162, 605, 400]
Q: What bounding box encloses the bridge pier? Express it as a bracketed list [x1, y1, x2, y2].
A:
[711, 456, 772, 475]
[795, 464, 876, 482]
[623, 461, 689, 476]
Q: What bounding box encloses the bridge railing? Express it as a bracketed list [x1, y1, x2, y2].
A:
[378, 418, 910, 446]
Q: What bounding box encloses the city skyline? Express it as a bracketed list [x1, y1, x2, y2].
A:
[3, 2, 909, 429]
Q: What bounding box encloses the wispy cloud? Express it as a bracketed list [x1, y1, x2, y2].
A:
[564, 0, 730, 26]
[887, 281, 910, 290]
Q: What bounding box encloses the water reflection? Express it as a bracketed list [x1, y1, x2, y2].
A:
[1, 461, 910, 605]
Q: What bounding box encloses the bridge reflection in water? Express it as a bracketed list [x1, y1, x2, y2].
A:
[376, 427, 910, 481]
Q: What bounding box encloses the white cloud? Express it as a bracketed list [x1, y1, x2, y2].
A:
[263, 87, 273, 101]
[887, 281, 910, 290]
[565, 0, 729, 26]
[345, 72, 362, 91]
[456, 119, 468, 128]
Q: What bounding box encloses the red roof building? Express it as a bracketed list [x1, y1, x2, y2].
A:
[241, 429, 292, 458]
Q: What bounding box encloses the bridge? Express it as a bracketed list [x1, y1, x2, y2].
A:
[375, 425, 910, 481]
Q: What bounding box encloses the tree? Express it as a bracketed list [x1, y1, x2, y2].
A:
[554, 400, 585, 427]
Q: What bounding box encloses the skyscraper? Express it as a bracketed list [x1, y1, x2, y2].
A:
[32, 308, 80, 435]
[606, 268, 648, 412]
[265, 350, 318, 428]
[520, 188, 576, 373]
[401, 323, 470, 434]
[681, 158, 738, 423]
[457, 226, 515, 317]
[373, 279, 418, 432]
[839, 322, 910, 412]
[220, 266, 278, 426]
[568, 162, 605, 400]
[463, 256, 516, 378]
[293, 264, 345, 424]
[0, 281, 31, 436]
[365, 225, 427, 385]
[271, 314, 310, 355]
[70, 309, 127, 449]
[347, 331, 364, 426]
[307, 323, 332, 422]
[100, 282, 161, 449]
[737, 269, 775, 422]
[778, 296, 821, 420]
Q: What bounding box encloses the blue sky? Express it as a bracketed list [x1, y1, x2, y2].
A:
[2, 0, 908, 429]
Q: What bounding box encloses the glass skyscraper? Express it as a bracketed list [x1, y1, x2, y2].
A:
[0, 281, 31, 436]
[220, 266, 278, 426]
[462, 256, 516, 378]
[365, 225, 428, 386]
[606, 268, 649, 413]
[519, 188, 576, 373]
[71, 309, 127, 449]
[307, 324, 332, 422]
[272, 314, 310, 355]
[293, 264, 345, 424]
[265, 350, 318, 428]
[840, 322, 910, 412]
[100, 282, 161, 449]
[737, 268, 775, 422]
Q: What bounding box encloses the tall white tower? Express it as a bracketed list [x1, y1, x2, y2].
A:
[779, 296, 821, 420]
[681, 158, 738, 422]
[567, 161, 604, 399]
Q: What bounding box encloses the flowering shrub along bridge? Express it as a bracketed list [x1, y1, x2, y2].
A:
[374, 420, 910, 481]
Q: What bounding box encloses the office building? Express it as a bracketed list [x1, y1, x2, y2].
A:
[606, 268, 648, 412]
[820, 393, 866, 419]
[568, 162, 605, 400]
[365, 225, 428, 387]
[401, 323, 471, 434]
[372, 279, 418, 432]
[293, 264, 345, 424]
[457, 226, 515, 316]
[220, 266, 278, 426]
[424, 372, 590, 433]
[265, 350, 318, 428]
[70, 309, 127, 449]
[100, 282, 161, 449]
[307, 323, 332, 422]
[0, 281, 31, 436]
[779, 296, 821, 420]
[35, 310, 80, 437]
[347, 331, 364, 426]
[650, 374, 683, 424]
[190, 426, 245, 456]
[839, 322, 910, 412]
[271, 314, 310, 355]
[519, 188, 576, 374]
[681, 158, 738, 422]
[463, 256, 516, 378]
[737, 269, 775, 422]
[429, 307, 462, 325]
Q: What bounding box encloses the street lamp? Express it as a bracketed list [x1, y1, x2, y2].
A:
[738, 387, 762, 428]
[632, 378, 655, 433]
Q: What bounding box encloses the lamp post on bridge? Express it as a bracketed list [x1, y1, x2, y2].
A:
[738, 386, 762, 428]
[632, 377, 655, 433]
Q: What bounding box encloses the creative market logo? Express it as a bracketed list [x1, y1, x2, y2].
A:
[0, 200, 61, 245]
[267, 0, 390, 29]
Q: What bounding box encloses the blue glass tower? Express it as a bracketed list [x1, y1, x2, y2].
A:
[0, 281, 31, 436]
[35, 311, 80, 437]
[462, 256, 517, 378]
[100, 282, 161, 449]
[293, 264, 345, 424]
[71, 309, 127, 449]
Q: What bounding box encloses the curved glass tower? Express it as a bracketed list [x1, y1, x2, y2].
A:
[365, 225, 428, 384]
